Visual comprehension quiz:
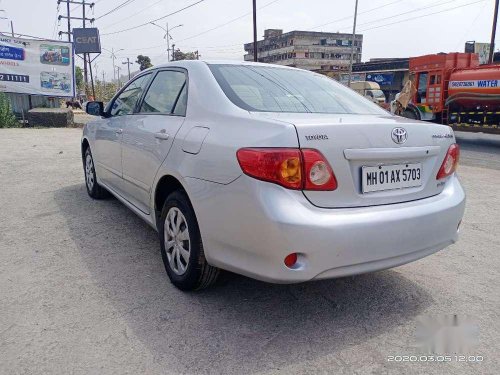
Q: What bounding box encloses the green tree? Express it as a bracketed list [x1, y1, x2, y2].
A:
[0, 92, 18, 128]
[75, 66, 84, 91]
[173, 50, 198, 61]
[136, 55, 153, 71]
[92, 80, 119, 102]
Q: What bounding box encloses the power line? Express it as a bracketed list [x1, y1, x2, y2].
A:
[324, 0, 464, 33]
[95, 0, 138, 20]
[101, 0, 207, 36]
[454, 1, 488, 49]
[71, 0, 102, 12]
[0, 31, 52, 40]
[316, 0, 459, 33]
[100, 0, 168, 30]
[117, 42, 242, 53]
[311, 0, 404, 30]
[358, 0, 488, 32]
[177, 0, 280, 43]
[354, 0, 460, 29]
[107, 0, 278, 54]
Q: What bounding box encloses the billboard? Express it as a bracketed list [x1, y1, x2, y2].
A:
[366, 72, 394, 86]
[339, 73, 366, 85]
[0, 36, 75, 97]
[73, 28, 101, 54]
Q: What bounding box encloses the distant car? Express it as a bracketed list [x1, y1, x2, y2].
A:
[349, 80, 387, 105]
[82, 61, 465, 291]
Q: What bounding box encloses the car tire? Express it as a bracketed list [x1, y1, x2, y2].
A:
[159, 190, 219, 291]
[83, 147, 110, 199]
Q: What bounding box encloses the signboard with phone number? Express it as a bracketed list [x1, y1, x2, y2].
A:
[0, 74, 29, 83]
[0, 36, 74, 97]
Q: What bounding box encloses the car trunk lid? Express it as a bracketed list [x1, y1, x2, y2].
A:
[250, 112, 456, 208]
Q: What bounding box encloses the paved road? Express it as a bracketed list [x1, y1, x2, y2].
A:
[0, 129, 499, 375]
[456, 131, 500, 171]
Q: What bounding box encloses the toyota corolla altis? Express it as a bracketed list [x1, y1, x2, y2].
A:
[82, 61, 465, 290]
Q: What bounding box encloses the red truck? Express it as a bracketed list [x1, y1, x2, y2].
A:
[399, 52, 500, 134]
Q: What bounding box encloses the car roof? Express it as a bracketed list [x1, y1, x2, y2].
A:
[148, 59, 299, 71]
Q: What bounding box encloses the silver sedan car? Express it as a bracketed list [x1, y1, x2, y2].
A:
[83, 61, 465, 291]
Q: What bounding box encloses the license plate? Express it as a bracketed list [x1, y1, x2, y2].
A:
[362, 163, 422, 193]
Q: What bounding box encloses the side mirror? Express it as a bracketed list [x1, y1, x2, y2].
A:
[86, 101, 105, 117]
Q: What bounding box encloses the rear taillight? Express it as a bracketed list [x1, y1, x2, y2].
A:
[236, 148, 302, 189]
[301, 149, 337, 191]
[436, 143, 460, 180]
[236, 148, 337, 191]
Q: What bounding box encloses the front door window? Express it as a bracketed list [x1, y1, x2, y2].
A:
[110, 73, 152, 116]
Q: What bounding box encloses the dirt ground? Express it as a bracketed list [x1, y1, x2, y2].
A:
[0, 128, 499, 375]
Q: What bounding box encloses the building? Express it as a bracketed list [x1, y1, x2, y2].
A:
[244, 29, 363, 71]
[464, 41, 491, 64]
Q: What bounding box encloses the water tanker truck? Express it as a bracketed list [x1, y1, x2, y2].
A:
[393, 52, 500, 134]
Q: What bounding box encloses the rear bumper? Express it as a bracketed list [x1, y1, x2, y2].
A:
[186, 174, 465, 283]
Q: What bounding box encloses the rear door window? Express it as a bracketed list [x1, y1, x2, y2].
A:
[140, 70, 187, 115]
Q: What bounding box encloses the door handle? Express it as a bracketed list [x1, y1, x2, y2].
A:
[115, 129, 123, 134]
[154, 131, 170, 140]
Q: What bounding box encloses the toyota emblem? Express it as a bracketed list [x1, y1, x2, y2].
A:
[391, 127, 408, 144]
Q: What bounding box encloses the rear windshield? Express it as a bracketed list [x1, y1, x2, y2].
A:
[209, 64, 387, 115]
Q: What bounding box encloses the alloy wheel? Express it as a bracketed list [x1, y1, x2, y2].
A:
[164, 207, 191, 275]
[85, 154, 95, 190]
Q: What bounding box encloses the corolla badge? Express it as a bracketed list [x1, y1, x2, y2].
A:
[391, 127, 408, 144]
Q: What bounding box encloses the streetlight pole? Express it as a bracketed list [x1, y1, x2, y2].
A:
[347, 0, 359, 87]
[103, 47, 124, 83]
[151, 22, 183, 62]
[253, 0, 257, 62]
[489, 0, 499, 63]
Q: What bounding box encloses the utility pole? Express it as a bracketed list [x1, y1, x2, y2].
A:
[489, 0, 499, 63]
[252, 0, 257, 62]
[57, 1, 96, 98]
[347, 0, 359, 87]
[122, 58, 133, 80]
[102, 71, 106, 98]
[58, 0, 95, 41]
[82, 0, 88, 95]
[167, 23, 170, 62]
[116, 66, 122, 88]
[66, 0, 70, 41]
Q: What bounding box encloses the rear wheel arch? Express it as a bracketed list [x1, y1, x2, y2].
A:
[154, 175, 189, 224]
